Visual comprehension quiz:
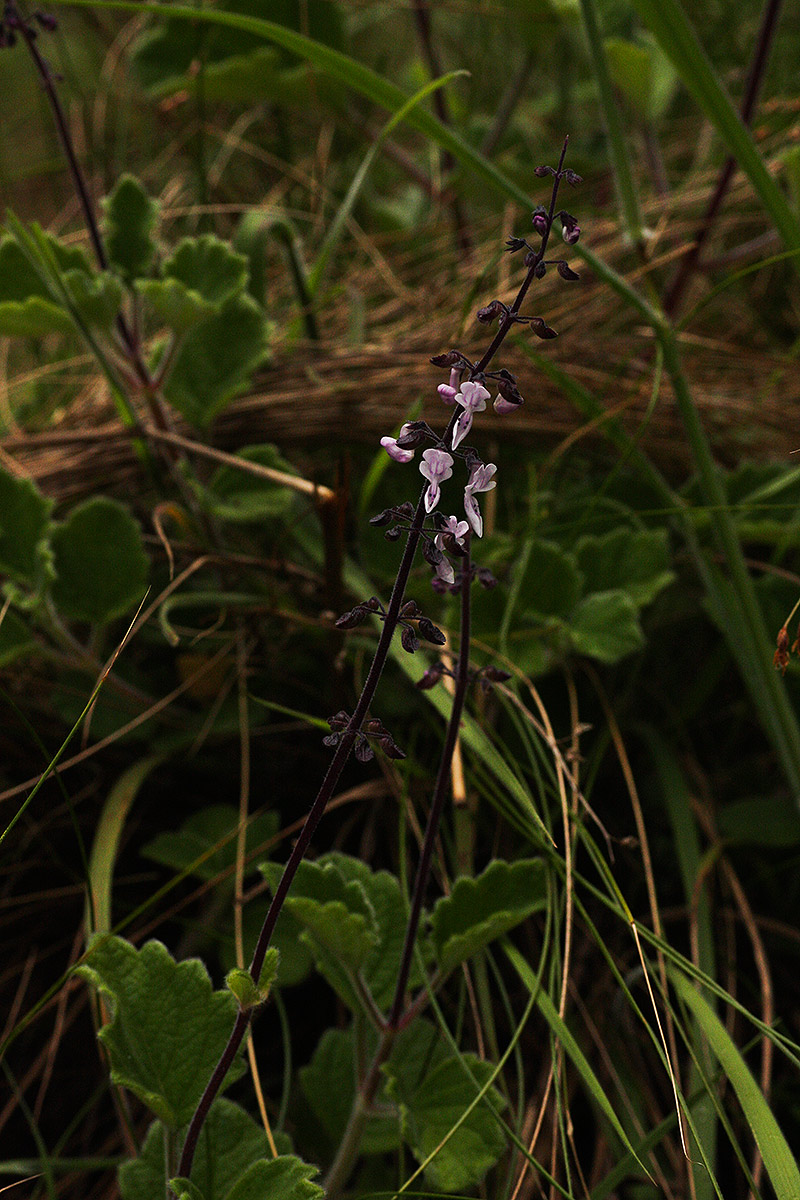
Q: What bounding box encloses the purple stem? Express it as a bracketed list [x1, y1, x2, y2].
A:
[663, 0, 785, 318]
[177, 148, 571, 1181]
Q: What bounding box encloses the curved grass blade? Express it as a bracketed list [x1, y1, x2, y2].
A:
[669, 967, 800, 1200]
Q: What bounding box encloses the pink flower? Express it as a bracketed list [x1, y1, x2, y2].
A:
[452, 380, 490, 450]
[380, 423, 416, 463]
[419, 448, 454, 513]
[437, 367, 462, 406]
[463, 461, 497, 537]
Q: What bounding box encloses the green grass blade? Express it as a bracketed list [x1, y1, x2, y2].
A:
[629, 0, 800, 263]
[670, 967, 800, 1200]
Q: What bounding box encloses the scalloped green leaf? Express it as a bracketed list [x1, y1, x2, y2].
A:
[384, 1039, 506, 1192]
[162, 295, 269, 427]
[430, 859, 546, 974]
[567, 589, 644, 663]
[0, 467, 53, 589]
[165, 235, 249, 305]
[143, 804, 279, 882]
[300, 1028, 401, 1156]
[138, 276, 216, 332]
[575, 527, 674, 608]
[220, 1156, 323, 1200]
[50, 496, 149, 624]
[260, 858, 378, 975]
[0, 297, 72, 337]
[103, 175, 159, 279]
[118, 1099, 271, 1200]
[78, 937, 241, 1128]
[516, 538, 582, 619]
[63, 268, 123, 329]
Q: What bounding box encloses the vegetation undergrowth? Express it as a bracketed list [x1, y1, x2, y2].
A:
[2, 3, 800, 1200]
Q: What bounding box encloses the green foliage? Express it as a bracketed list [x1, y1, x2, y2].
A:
[103, 174, 159, 279]
[50, 497, 149, 624]
[430, 858, 546, 973]
[140, 235, 250, 332]
[206, 445, 301, 524]
[161, 295, 269, 427]
[299, 1028, 401, 1155]
[383, 1021, 507, 1192]
[0, 466, 53, 590]
[77, 937, 241, 1128]
[143, 804, 280, 881]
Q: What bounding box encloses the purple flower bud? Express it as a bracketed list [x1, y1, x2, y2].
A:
[418, 617, 447, 646]
[35, 10, 58, 29]
[476, 299, 506, 326]
[327, 710, 349, 730]
[557, 260, 580, 281]
[562, 224, 580, 246]
[400, 600, 421, 618]
[562, 169, 583, 186]
[417, 662, 445, 690]
[431, 350, 471, 370]
[531, 207, 548, 237]
[534, 165, 555, 177]
[355, 737, 374, 763]
[476, 567, 498, 588]
[505, 236, 527, 253]
[534, 261, 547, 279]
[529, 316, 558, 340]
[401, 625, 420, 653]
[380, 426, 415, 463]
[385, 526, 402, 541]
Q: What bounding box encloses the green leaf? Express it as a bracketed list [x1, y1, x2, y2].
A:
[0, 297, 72, 337]
[142, 804, 279, 882]
[62, 268, 124, 329]
[670, 968, 800, 1200]
[77, 937, 241, 1128]
[384, 1032, 506, 1192]
[119, 1099, 270, 1200]
[225, 967, 260, 1009]
[604, 37, 677, 122]
[162, 295, 269, 427]
[221, 1156, 323, 1200]
[0, 466, 53, 589]
[515, 538, 582, 619]
[170, 1180, 206, 1200]
[300, 1028, 401, 1156]
[140, 234, 249, 332]
[207, 445, 301, 524]
[575, 527, 674, 607]
[50, 497, 149, 624]
[430, 859, 547, 974]
[568, 590, 644, 663]
[260, 858, 379, 975]
[139, 276, 215, 331]
[103, 175, 159, 279]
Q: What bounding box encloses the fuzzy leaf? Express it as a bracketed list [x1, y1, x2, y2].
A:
[143, 804, 279, 882]
[567, 589, 644, 663]
[384, 1034, 506, 1192]
[221, 1156, 323, 1200]
[300, 1028, 401, 1156]
[162, 295, 269, 427]
[430, 859, 546, 974]
[260, 858, 378, 976]
[575, 527, 674, 608]
[63, 268, 123, 329]
[78, 937, 241, 1128]
[516, 538, 582, 619]
[0, 297, 72, 337]
[118, 1099, 270, 1200]
[50, 497, 149, 624]
[0, 467, 53, 588]
[139, 235, 249, 333]
[103, 175, 159, 279]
